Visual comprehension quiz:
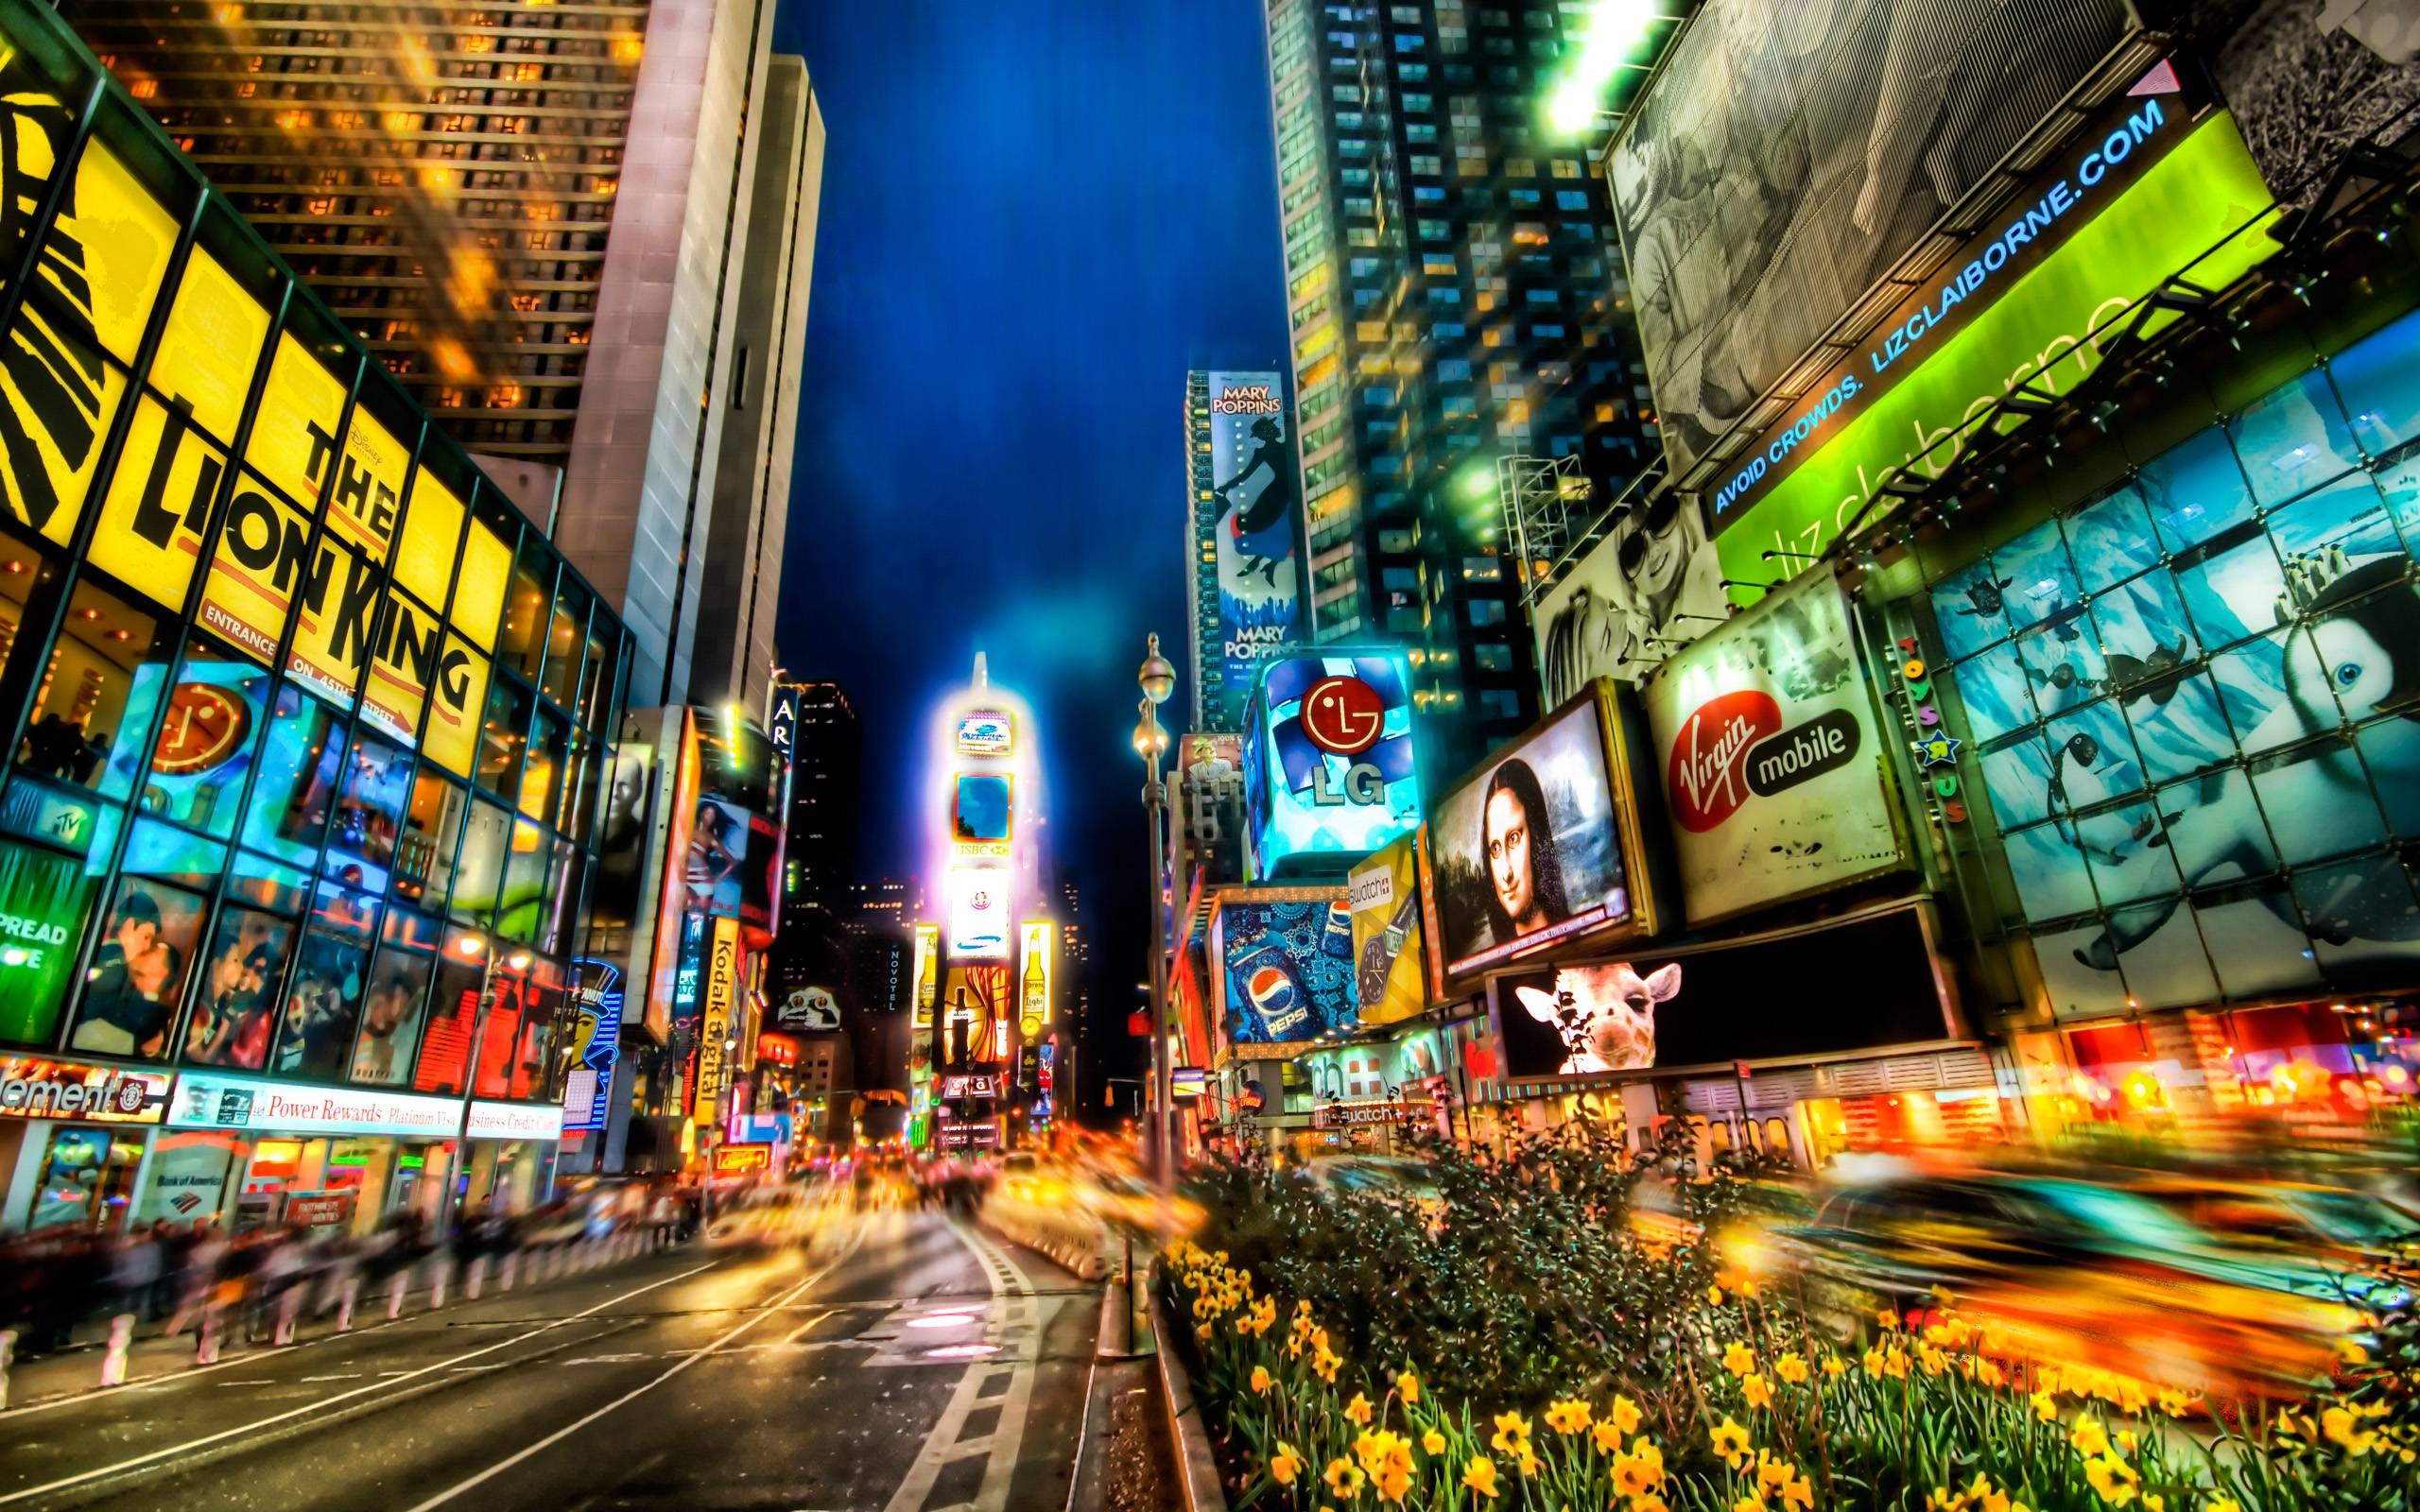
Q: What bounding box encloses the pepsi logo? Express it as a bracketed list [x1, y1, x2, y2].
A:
[1301, 675, 1385, 756]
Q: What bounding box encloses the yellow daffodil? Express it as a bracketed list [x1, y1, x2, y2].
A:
[1723, 1339, 1757, 1377]
[1591, 1420, 1623, 1454]
[1195, 1323, 1212, 1341]
[2323, 1405, 2377, 1456]
[1614, 1439, 1665, 1496]
[1822, 1354, 1847, 1378]
[1345, 1392, 1374, 1426]
[1374, 1466, 1411, 1504]
[2070, 1418, 2111, 1459]
[1422, 1429, 1447, 1455]
[1544, 1398, 1591, 1435]
[1741, 1373, 1773, 1411]
[1270, 1441, 1303, 1487]
[2031, 1389, 2058, 1423]
[1710, 1416, 1752, 1468]
[2083, 1454, 2138, 1507]
[1733, 1496, 1768, 1512]
[2207, 1500, 2243, 1512]
[1876, 1306, 1901, 1331]
[1322, 1456, 1365, 1499]
[1395, 1369, 1420, 1405]
[1755, 1452, 1794, 1489]
[1610, 1394, 1643, 1435]
[1250, 1366, 1272, 1394]
[2156, 1388, 2189, 1418]
[1461, 1455, 1501, 1500]
[1863, 1348, 1887, 1378]
[1780, 1474, 1815, 1512]
[1489, 1411, 1531, 1454]
[1774, 1352, 1807, 1385]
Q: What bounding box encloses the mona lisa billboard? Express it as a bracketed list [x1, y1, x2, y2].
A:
[1427, 682, 1661, 979]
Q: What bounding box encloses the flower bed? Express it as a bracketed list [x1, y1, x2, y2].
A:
[1164, 1126, 2420, 1511]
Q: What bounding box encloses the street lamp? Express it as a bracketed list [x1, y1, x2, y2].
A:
[1132, 634, 1176, 1234]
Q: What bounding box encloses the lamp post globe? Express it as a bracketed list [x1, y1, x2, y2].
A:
[1137, 633, 1176, 708]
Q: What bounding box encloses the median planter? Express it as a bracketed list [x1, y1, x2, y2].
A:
[1163, 1124, 2420, 1511]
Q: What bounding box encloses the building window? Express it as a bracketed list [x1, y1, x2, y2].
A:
[1467, 598, 1507, 627]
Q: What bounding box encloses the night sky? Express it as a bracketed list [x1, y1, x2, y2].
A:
[770, 2, 1288, 1113]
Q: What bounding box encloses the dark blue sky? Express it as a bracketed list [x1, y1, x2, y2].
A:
[770, 2, 1288, 1057]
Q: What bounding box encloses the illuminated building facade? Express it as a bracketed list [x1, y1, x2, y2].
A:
[0, 0, 630, 1234]
[915, 657, 1057, 1150]
[1258, 0, 1656, 770]
[60, 0, 824, 713]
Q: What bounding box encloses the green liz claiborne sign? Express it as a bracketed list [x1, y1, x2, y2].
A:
[1713, 113, 2279, 589]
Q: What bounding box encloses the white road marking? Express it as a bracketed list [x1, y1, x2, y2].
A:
[394, 1227, 866, 1512]
[298, 1374, 363, 1383]
[0, 1259, 718, 1506]
[881, 1222, 1041, 1512]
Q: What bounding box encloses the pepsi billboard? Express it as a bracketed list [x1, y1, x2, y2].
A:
[1209, 886, 1357, 1057]
[1241, 652, 1420, 880]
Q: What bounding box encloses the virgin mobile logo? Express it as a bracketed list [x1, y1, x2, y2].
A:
[1668, 692, 1860, 832]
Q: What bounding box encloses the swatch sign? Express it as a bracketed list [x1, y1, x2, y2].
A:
[1643, 571, 1907, 924]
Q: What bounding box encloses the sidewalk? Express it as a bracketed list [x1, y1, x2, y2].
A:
[0, 1228, 685, 1412]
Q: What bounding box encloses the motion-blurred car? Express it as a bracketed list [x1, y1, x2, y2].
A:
[1777, 1174, 2398, 1400]
[2130, 1177, 2420, 1274]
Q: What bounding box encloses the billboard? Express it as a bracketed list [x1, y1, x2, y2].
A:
[1712, 106, 2277, 590]
[1017, 920, 1053, 1037]
[562, 958, 625, 1135]
[1489, 907, 1954, 1080]
[938, 964, 1010, 1068]
[1642, 569, 1908, 924]
[1242, 653, 1420, 876]
[952, 774, 1013, 844]
[1536, 490, 1732, 700]
[1428, 684, 1658, 979]
[946, 867, 1010, 959]
[910, 922, 940, 1025]
[1210, 887, 1357, 1056]
[1348, 833, 1428, 1027]
[1609, 0, 2132, 472]
[691, 916, 740, 1125]
[955, 710, 1012, 756]
[1205, 372, 1302, 727]
[1926, 314, 2420, 1016]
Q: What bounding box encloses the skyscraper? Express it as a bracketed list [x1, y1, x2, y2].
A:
[689, 56, 825, 713]
[1184, 369, 1304, 731]
[1259, 0, 1657, 768]
[63, 0, 823, 711]
[780, 683, 863, 923]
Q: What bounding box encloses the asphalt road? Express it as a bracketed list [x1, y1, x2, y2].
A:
[0, 1199, 1105, 1512]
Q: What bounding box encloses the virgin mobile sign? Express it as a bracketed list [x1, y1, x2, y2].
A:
[1642, 572, 1907, 926]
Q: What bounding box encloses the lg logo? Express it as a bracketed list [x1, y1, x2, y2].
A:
[1299, 674, 1390, 808]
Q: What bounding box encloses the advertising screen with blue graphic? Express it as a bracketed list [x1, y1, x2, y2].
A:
[1927, 308, 2420, 1019]
[1242, 652, 1419, 878]
[1208, 372, 1304, 726]
[565, 958, 624, 1134]
[1212, 890, 1357, 1053]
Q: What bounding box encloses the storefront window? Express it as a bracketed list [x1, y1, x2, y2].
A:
[497, 553, 552, 684]
[238, 682, 345, 868]
[31, 1125, 143, 1232]
[450, 797, 510, 929]
[557, 728, 599, 841]
[326, 732, 410, 894]
[65, 874, 206, 1059]
[0, 527, 64, 715]
[476, 675, 528, 796]
[540, 586, 584, 712]
[182, 903, 295, 1070]
[519, 705, 566, 823]
[352, 907, 441, 1086]
[273, 924, 371, 1080]
[501, 817, 546, 943]
[411, 936, 485, 1096]
[17, 576, 173, 791]
[577, 628, 616, 733]
[395, 766, 466, 908]
[0, 833, 96, 1046]
[225, 847, 312, 916]
[110, 637, 274, 839]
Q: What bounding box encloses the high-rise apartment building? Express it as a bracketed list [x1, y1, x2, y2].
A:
[65, 0, 821, 712]
[1260, 0, 1656, 767]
